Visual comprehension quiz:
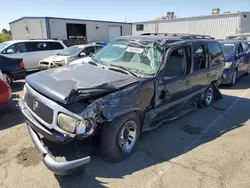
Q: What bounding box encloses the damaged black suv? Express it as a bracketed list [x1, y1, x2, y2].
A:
[19, 34, 224, 175]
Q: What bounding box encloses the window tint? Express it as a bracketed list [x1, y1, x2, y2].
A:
[164, 47, 191, 77]
[136, 24, 144, 31]
[26, 42, 50, 52]
[207, 42, 223, 66]
[4, 43, 27, 54]
[47, 42, 64, 50]
[193, 44, 207, 71]
[83, 46, 95, 56]
[95, 46, 103, 51]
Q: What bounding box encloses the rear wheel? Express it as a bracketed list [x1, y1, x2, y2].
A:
[200, 84, 214, 107]
[100, 112, 140, 162]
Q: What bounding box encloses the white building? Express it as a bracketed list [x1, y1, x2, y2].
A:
[9, 17, 132, 42]
[133, 11, 250, 39]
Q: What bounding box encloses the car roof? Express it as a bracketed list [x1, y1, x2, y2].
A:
[119, 35, 215, 46]
[3, 39, 63, 45]
[219, 40, 240, 44]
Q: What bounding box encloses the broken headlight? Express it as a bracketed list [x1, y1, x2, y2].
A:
[57, 113, 89, 134]
[225, 62, 232, 69]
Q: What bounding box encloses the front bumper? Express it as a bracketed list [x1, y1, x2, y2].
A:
[221, 69, 234, 84]
[18, 99, 91, 175]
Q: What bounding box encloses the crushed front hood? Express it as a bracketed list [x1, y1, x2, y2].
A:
[26, 64, 139, 104]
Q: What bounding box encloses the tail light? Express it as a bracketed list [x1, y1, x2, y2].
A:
[20, 60, 24, 68]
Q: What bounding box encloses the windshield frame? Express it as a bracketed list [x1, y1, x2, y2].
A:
[57, 46, 82, 56]
[219, 42, 236, 56]
[92, 39, 165, 77]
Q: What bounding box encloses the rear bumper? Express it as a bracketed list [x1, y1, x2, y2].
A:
[12, 69, 27, 80]
[18, 99, 91, 175]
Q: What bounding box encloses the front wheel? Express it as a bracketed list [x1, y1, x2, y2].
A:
[100, 112, 140, 162]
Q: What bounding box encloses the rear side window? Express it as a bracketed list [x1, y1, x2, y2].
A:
[193, 44, 207, 71]
[47, 42, 64, 50]
[26, 42, 50, 52]
[83, 46, 95, 56]
[207, 42, 224, 67]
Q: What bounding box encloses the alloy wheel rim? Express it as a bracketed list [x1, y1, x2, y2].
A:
[205, 87, 213, 105]
[118, 120, 137, 152]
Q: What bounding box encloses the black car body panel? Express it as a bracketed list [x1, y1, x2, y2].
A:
[0, 55, 26, 80]
[26, 64, 140, 104]
[19, 35, 225, 175]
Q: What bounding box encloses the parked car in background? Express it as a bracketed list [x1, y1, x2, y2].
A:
[0, 55, 26, 85]
[38, 44, 103, 70]
[219, 40, 250, 85]
[70, 48, 103, 65]
[0, 40, 67, 71]
[19, 34, 224, 175]
[0, 70, 11, 106]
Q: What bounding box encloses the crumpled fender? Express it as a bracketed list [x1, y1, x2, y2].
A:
[80, 81, 154, 123]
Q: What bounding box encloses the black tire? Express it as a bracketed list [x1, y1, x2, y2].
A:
[100, 112, 141, 162]
[230, 69, 237, 86]
[3, 73, 13, 86]
[199, 84, 214, 107]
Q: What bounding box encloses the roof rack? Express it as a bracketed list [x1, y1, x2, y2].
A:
[141, 33, 215, 39]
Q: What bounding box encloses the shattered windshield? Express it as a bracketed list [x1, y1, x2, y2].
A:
[58, 46, 82, 56]
[93, 39, 164, 75]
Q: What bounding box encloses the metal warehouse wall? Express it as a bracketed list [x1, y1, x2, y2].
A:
[48, 18, 132, 41]
[240, 12, 250, 34]
[10, 18, 48, 40]
[133, 13, 242, 39]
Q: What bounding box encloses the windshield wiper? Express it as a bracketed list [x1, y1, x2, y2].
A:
[109, 64, 139, 77]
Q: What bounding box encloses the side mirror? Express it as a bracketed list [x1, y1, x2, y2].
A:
[7, 49, 14, 54]
[239, 52, 247, 58]
[79, 52, 86, 57]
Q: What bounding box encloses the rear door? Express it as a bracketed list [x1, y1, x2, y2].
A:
[153, 44, 192, 121]
[189, 42, 210, 100]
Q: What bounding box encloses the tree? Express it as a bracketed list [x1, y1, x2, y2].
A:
[0, 33, 11, 43]
[2, 29, 8, 34]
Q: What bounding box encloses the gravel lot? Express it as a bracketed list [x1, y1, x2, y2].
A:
[1, 75, 250, 188]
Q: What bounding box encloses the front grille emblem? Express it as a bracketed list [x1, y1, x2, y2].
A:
[33, 101, 39, 111]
